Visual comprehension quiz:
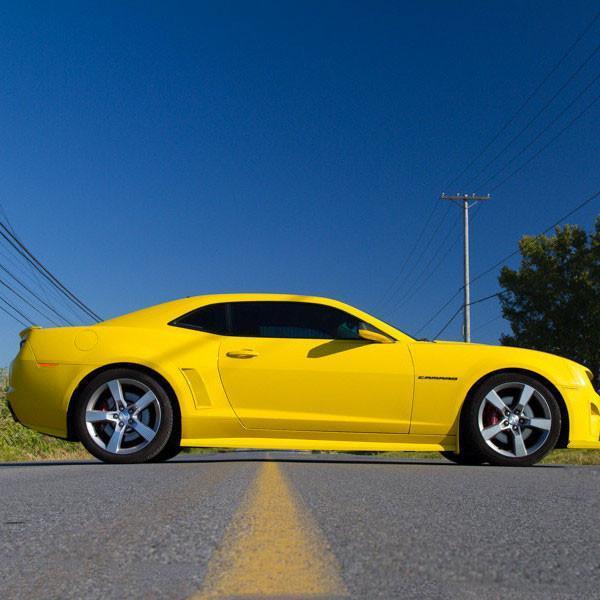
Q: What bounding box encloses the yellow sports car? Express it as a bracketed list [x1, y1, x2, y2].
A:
[7, 293, 600, 465]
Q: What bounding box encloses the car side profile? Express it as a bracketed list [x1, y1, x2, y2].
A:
[7, 293, 600, 465]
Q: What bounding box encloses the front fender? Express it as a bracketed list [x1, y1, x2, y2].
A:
[408, 341, 584, 438]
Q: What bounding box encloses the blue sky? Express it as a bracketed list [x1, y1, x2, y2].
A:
[0, 0, 598, 365]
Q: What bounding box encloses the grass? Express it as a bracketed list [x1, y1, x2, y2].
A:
[540, 449, 600, 465]
[2, 392, 600, 464]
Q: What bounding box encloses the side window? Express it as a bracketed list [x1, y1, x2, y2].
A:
[170, 303, 229, 335]
[229, 301, 363, 340]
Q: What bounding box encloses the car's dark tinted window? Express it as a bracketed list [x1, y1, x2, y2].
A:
[171, 303, 229, 335]
[229, 301, 362, 339]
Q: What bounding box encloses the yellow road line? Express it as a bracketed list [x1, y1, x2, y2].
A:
[192, 461, 348, 599]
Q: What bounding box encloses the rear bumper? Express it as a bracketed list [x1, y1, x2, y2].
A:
[5, 396, 20, 425]
[8, 354, 90, 439]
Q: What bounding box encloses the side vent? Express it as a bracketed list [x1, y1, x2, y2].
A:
[181, 368, 212, 408]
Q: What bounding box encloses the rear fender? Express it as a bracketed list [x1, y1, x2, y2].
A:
[66, 361, 193, 441]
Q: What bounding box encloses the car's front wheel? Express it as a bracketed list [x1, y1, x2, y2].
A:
[460, 373, 561, 467]
[150, 441, 181, 462]
[74, 368, 175, 464]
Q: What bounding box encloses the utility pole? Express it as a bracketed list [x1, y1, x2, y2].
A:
[440, 193, 492, 342]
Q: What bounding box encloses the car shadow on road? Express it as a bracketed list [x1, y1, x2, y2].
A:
[167, 453, 564, 468]
[0, 451, 565, 468]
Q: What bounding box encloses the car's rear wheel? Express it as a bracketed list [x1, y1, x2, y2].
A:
[460, 373, 561, 467]
[74, 368, 175, 464]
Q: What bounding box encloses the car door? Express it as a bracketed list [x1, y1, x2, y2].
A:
[217, 301, 414, 433]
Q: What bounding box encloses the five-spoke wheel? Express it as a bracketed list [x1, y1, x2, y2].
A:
[84, 378, 161, 455]
[75, 368, 176, 463]
[459, 373, 561, 466]
[478, 382, 553, 459]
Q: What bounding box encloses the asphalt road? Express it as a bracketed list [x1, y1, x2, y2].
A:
[1, 452, 599, 600]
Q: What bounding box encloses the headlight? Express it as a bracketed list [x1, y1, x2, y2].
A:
[566, 362, 594, 388]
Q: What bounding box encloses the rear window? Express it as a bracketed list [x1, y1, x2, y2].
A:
[170, 303, 228, 335]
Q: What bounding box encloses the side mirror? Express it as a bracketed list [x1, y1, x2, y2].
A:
[357, 323, 394, 344]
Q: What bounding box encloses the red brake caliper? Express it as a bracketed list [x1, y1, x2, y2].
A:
[96, 399, 110, 432]
[483, 403, 500, 427]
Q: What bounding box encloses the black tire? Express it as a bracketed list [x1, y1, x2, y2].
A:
[74, 368, 176, 464]
[460, 372, 561, 467]
[150, 441, 181, 462]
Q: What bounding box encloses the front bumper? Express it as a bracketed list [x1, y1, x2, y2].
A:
[561, 384, 600, 449]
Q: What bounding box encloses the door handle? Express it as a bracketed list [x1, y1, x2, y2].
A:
[226, 349, 258, 359]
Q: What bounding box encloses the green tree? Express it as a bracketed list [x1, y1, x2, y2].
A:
[498, 217, 600, 381]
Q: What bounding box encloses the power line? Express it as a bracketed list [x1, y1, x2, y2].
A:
[480, 70, 600, 190]
[431, 306, 462, 340]
[0, 205, 16, 237]
[0, 235, 80, 320]
[444, 11, 599, 192]
[433, 291, 506, 339]
[0, 223, 101, 322]
[0, 276, 62, 326]
[469, 189, 600, 286]
[489, 91, 600, 193]
[390, 212, 461, 313]
[377, 201, 439, 309]
[419, 188, 600, 335]
[0, 218, 82, 323]
[415, 289, 461, 336]
[380, 14, 599, 315]
[0, 222, 101, 322]
[415, 56, 600, 332]
[0, 301, 28, 328]
[379, 204, 453, 309]
[472, 313, 504, 334]
[465, 40, 600, 189]
[0, 293, 34, 327]
[380, 14, 599, 324]
[0, 241, 48, 297]
[0, 263, 74, 325]
[439, 194, 492, 342]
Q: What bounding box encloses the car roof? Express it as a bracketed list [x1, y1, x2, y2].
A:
[101, 293, 352, 326]
[98, 293, 412, 340]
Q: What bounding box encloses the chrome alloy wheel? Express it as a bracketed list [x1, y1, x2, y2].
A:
[477, 382, 552, 459]
[85, 378, 162, 455]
